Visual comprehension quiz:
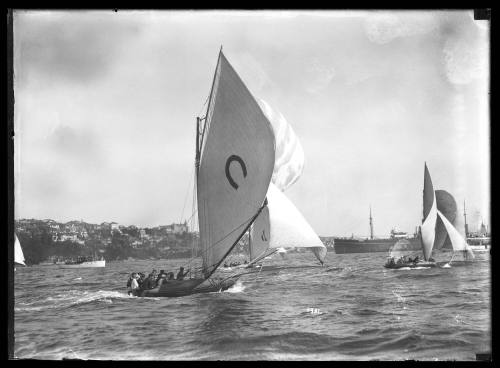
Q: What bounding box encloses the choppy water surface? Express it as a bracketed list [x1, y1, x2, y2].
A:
[13, 251, 490, 360]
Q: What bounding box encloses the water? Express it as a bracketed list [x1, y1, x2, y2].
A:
[13, 251, 490, 360]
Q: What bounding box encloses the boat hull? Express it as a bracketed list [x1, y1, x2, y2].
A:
[59, 260, 106, 268]
[384, 261, 437, 269]
[133, 278, 236, 297]
[334, 237, 421, 254]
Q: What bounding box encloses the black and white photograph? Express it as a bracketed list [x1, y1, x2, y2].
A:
[9, 9, 490, 360]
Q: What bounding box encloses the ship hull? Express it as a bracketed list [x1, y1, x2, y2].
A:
[59, 260, 106, 268]
[334, 237, 421, 254]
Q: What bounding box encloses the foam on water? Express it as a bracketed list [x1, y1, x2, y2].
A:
[224, 280, 246, 293]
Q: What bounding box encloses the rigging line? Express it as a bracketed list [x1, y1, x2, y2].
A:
[197, 92, 210, 118]
[179, 165, 195, 224]
[181, 213, 253, 270]
[181, 208, 262, 272]
[204, 203, 266, 281]
[184, 209, 198, 226]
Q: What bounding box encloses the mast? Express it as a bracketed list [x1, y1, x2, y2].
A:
[195, 117, 200, 176]
[248, 226, 253, 261]
[369, 205, 374, 240]
[463, 200, 469, 237]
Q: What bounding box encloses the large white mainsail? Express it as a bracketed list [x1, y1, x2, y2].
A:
[421, 163, 437, 261]
[197, 51, 276, 279]
[14, 234, 26, 266]
[250, 183, 327, 264]
[437, 210, 475, 260]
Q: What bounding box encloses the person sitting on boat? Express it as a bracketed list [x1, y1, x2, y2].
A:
[142, 273, 155, 289]
[408, 257, 413, 263]
[137, 273, 146, 287]
[168, 272, 175, 280]
[128, 273, 140, 295]
[413, 256, 419, 264]
[176, 267, 189, 280]
[224, 262, 228, 268]
[428, 257, 435, 262]
[156, 273, 167, 288]
[156, 270, 168, 283]
[126, 273, 134, 290]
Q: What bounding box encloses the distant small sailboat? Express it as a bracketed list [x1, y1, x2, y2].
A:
[385, 163, 474, 269]
[131, 49, 276, 297]
[14, 234, 26, 269]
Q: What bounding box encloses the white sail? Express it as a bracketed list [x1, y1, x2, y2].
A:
[421, 163, 437, 261]
[437, 210, 475, 259]
[197, 51, 276, 278]
[262, 183, 326, 263]
[14, 234, 26, 266]
[257, 99, 304, 192]
[248, 100, 321, 264]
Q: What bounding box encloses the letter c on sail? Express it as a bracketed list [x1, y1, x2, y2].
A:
[225, 155, 247, 190]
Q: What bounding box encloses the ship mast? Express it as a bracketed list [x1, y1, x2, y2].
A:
[463, 200, 469, 237]
[369, 205, 374, 240]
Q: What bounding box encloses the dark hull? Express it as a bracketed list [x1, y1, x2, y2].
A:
[134, 279, 205, 297]
[384, 262, 437, 269]
[132, 278, 237, 298]
[334, 237, 421, 254]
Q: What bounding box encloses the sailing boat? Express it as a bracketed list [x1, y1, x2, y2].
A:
[421, 163, 474, 265]
[14, 234, 26, 270]
[133, 49, 276, 297]
[385, 163, 474, 269]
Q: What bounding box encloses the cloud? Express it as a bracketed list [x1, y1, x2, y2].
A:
[43, 124, 106, 171]
[364, 12, 438, 44]
[305, 57, 335, 94]
[14, 11, 143, 86]
[442, 32, 488, 85]
[230, 51, 273, 94]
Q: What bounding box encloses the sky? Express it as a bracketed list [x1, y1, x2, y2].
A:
[13, 10, 490, 236]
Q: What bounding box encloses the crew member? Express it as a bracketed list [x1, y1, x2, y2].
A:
[176, 267, 189, 280]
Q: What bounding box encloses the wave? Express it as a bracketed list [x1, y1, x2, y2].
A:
[224, 280, 246, 293]
[15, 290, 133, 312]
